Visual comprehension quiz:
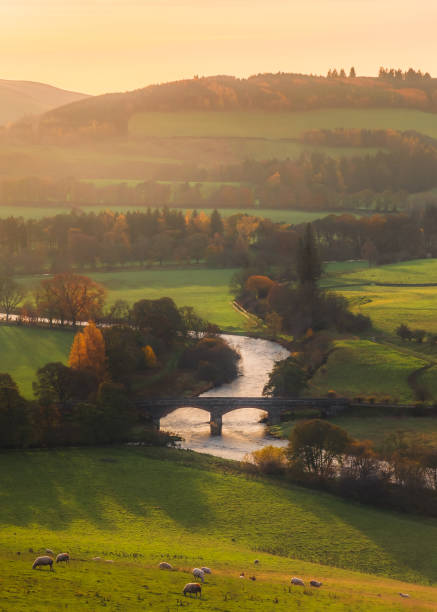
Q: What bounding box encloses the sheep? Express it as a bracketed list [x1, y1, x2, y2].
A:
[45, 549, 54, 556]
[159, 562, 173, 570]
[201, 567, 211, 574]
[32, 556, 54, 570]
[254, 559, 259, 564]
[183, 583, 202, 598]
[56, 553, 70, 564]
[310, 580, 322, 588]
[92, 557, 102, 562]
[192, 568, 205, 582]
[249, 575, 256, 581]
[291, 577, 305, 586]
[399, 593, 410, 598]
[239, 572, 245, 578]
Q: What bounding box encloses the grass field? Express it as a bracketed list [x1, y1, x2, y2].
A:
[1, 447, 437, 610]
[278, 416, 437, 450]
[0, 326, 73, 398]
[307, 339, 425, 403]
[324, 259, 437, 335]
[129, 109, 437, 140]
[88, 268, 244, 331]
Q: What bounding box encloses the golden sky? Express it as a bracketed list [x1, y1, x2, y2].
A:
[1, 0, 436, 95]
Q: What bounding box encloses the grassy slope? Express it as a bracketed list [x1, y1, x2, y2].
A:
[89, 268, 244, 332]
[129, 109, 437, 139]
[1, 447, 437, 611]
[307, 339, 425, 403]
[0, 326, 73, 398]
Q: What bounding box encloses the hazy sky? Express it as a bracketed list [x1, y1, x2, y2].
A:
[1, 0, 436, 95]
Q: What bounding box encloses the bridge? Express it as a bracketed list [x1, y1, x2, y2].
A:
[137, 397, 349, 435]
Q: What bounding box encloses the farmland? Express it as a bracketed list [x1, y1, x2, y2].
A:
[1, 447, 437, 610]
[0, 326, 73, 398]
[129, 109, 437, 140]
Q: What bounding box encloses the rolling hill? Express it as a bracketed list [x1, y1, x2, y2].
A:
[0, 79, 89, 126]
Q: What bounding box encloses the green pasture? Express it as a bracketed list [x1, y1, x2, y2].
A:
[1, 447, 437, 610]
[89, 268, 244, 332]
[129, 108, 437, 139]
[325, 259, 437, 335]
[307, 339, 425, 403]
[279, 416, 437, 450]
[0, 326, 73, 398]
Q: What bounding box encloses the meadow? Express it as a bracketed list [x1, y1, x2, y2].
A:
[0, 325, 74, 398]
[1, 447, 437, 610]
[129, 109, 437, 140]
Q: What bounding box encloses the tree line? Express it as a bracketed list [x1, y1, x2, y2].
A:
[247, 419, 437, 517]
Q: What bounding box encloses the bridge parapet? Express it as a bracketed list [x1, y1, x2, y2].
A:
[137, 397, 349, 435]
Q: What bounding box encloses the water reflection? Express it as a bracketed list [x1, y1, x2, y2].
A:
[161, 335, 289, 460]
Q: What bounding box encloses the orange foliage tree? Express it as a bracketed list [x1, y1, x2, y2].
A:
[69, 321, 107, 380]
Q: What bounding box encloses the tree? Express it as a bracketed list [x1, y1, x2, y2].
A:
[0, 373, 30, 448]
[210, 209, 224, 235]
[349, 66, 356, 78]
[69, 321, 107, 380]
[396, 323, 413, 342]
[103, 325, 145, 382]
[39, 273, 106, 326]
[0, 276, 24, 321]
[263, 356, 308, 397]
[33, 362, 96, 407]
[296, 224, 322, 286]
[143, 345, 158, 367]
[132, 297, 183, 347]
[287, 419, 351, 478]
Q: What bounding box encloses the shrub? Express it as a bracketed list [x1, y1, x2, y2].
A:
[246, 445, 287, 474]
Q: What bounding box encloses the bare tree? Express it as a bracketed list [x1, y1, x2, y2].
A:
[0, 276, 25, 321]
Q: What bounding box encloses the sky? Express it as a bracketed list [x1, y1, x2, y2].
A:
[1, 0, 436, 95]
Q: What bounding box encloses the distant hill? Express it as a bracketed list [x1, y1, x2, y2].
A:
[12, 72, 437, 142]
[0, 79, 89, 125]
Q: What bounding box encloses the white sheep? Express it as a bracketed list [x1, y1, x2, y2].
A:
[56, 553, 70, 564]
[291, 577, 305, 586]
[159, 562, 173, 570]
[192, 568, 205, 582]
[201, 566, 211, 574]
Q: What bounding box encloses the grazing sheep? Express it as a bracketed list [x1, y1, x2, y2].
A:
[399, 593, 410, 598]
[45, 549, 54, 555]
[249, 575, 256, 581]
[56, 553, 69, 564]
[254, 559, 259, 564]
[183, 583, 202, 598]
[159, 562, 173, 570]
[32, 556, 53, 570]
[310, 580, 322, 588]
[201, 567, 211, 574]
[239, 572, 245, 578]
[291, 577, 305, 586]
[92, 557, 102, 562]
[192, 568, 205, 582]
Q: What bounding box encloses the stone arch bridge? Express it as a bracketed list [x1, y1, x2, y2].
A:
[137, 397, 348, 436]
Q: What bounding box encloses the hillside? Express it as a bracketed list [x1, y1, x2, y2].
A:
[2, 447, 437, 610]
[0, 79, 88, 126]
[11, 72, 437, 141]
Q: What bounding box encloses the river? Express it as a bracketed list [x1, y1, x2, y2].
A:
[161, 335, 290, 460]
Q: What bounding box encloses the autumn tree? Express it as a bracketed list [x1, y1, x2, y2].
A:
[69, 321, 107, 380]
[263, 356, 308, 397]
[0, 276, 24, 321]
[39, 273, 106, 326]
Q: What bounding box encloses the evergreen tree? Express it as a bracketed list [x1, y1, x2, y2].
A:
[210, 209, 224, 235]
[296, 224, 322, 286]
[339, 68, 346, 78]
[349, 66, 356, 78]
